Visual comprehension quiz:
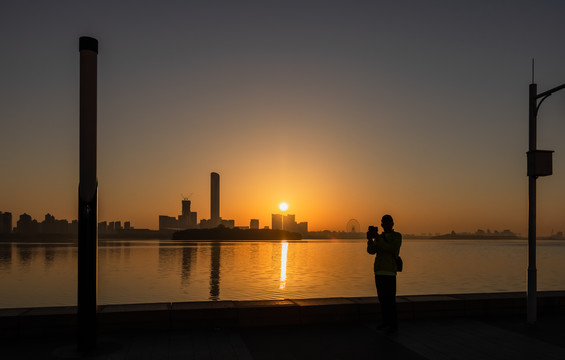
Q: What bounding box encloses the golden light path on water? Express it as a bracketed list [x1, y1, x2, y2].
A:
[3, 239, 565, 308]
[279, 242, 288, 289]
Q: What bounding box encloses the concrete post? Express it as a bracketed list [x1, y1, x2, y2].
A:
[78, 36, 98, 351]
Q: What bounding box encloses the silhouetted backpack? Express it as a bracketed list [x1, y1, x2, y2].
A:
[395, 256, 403, 272]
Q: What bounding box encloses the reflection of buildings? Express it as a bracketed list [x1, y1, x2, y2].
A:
[0, 244, 12, 270]
[181, 246, 196, 284]
[157, 241, 221, 300]
[44, 246, 55, 267]
[209, 242, 221, 301]
[271, 214, 308, 235]
[0, 211, 12, 233]
[17, 245, 33, 266]
[158, 243, 197, 287]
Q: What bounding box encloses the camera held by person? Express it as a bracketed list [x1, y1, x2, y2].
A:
[367, 226, 379, 240]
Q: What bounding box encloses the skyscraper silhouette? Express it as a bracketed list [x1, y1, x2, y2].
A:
[182, 200, 191, 217]
[211, 172, 220, 223]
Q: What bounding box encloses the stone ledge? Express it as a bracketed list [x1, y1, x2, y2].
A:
[2, 291, 565, 338]
[235, 300, 299, 327]
[349, 297, 380, 320]
[98, 303, 170, 332]
[171, 301, 237, 329]
[291, 298, 357, 324]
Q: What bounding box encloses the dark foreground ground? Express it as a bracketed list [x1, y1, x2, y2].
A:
[2, 313, 565, 360]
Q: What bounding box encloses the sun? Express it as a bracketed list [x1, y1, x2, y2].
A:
[279, 202, 289, 212]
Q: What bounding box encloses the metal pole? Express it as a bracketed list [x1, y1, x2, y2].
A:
[527, 83, 537, 325]
[78, 36, 98, 351]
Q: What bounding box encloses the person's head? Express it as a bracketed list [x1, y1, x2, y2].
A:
[381, 215, 394, 232]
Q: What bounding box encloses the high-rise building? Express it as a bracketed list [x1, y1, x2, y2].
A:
[283, 214, 296, 230]
[70, 220, 78, 234]
[98, 221, 108, 234]
[189, 212, 197, 227]
[42, 213, 56, 233]
[271, 213, 308, 235]
[211, 172, 220, 222]
[159, 215, 177, 231]
[250, 219, 259, 229]
[0, 211, 12, 233]
[108, 221, 115, 233]
[296, 221, 308, 234]
[272, 214, 283, 230]
[16, 213, 39, 233]
[159, 198, 198, 231]
[178, 214, 189, 229]
[182, 200, 191, 217]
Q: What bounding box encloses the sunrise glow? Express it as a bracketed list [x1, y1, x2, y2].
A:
[279, 202, 289, 212]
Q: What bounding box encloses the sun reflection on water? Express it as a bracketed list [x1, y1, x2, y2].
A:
[279, 242, 288, 289]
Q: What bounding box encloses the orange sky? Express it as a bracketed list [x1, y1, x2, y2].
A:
[2, 2, 565, 235]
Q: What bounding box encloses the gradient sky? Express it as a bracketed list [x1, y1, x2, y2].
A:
[2, 0, 565, 235]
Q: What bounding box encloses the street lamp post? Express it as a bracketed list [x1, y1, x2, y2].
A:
[527, 79, 565, 325]
[78, 36, 99, 351]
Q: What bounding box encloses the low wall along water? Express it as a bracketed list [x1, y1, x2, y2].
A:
[2, 291, 565, 339]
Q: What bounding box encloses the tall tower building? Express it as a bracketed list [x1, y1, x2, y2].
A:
[0, 212, 12, 233]
[182, 200, 191, 216]
[211, 172, 220, 222]
[272, 214, 283, 230]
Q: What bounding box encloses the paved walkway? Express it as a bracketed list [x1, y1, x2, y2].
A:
[2, 314, 565, 359]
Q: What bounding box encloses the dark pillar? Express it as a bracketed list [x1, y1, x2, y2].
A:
[527, 83, 537, 325]
[211, 172, 220, 222]
[78, 36, 98, 351]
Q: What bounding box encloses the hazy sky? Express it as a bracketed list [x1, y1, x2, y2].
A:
[2, 0, 565, 234]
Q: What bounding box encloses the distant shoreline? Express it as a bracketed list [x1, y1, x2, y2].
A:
[1, 231, 564, 242]
[429, 234, 519, 240]
[172, 228, 302, 240]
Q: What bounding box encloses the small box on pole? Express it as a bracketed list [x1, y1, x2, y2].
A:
[527, 150, 554, 177]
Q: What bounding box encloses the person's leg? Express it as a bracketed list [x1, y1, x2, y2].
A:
[375, 275, 390, 327]
[386, 275, 397, 332]
[376, 275, 397, 331]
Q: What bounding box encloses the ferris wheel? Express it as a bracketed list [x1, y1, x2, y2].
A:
[346, 219, 361, 233]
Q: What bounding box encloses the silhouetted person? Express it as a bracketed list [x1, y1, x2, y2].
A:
[367, 214, 402, 335]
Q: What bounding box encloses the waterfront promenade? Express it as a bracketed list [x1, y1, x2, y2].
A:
[1, 291, 565, 359]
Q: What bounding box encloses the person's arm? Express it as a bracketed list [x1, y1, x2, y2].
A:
[366, 231, 377, 254]
[394, 234, 401, 257]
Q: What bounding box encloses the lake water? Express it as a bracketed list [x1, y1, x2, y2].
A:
[1, 238, 564, 308]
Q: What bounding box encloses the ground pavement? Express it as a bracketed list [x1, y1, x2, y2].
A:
[2, 313, 565, 359]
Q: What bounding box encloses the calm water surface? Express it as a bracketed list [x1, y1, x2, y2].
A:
[1, 238, 564, 308]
